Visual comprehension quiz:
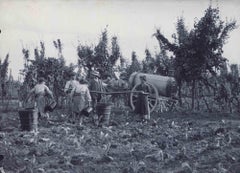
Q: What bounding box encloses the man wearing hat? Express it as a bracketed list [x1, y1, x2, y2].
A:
[88, 70, 107, 125]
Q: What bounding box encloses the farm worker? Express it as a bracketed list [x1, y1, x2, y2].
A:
[70, 80, 92, 126]
[77, 73, 89, 85]
[26, 77, 54, 119]
[89, 70, 108, 108]
[64, 72, 79, 120]
[134, 75, 150, 121]
[64, 72, 79, 94]
[88, 70, 108, 125]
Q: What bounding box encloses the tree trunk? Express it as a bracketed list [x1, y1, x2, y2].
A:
[191, 80, 196, 110]
[177, 83, 182, 107]
[196, 81, 200, 110]
[1, 84, 4, 104]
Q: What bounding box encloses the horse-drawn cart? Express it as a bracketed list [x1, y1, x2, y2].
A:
[92, 72, 178, 113]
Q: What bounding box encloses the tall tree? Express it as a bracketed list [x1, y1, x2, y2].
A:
[77, 29, 122, 78]
[142, 49, 155, 74]
[53, 39, 64, 60]
[188, 6, 236, 108]
[119, 55, 127, 71]
[21, 42, 74, 105]
[0, 54, 9, 100]
[155, 16, 190, 105]
[109, 36, 121, 66]
[155, 40, 174, 76]
[94, 29, 109, 76]
[126, 51, 142, 79]
[155, 6, 237, 109]
[77, 44, 95, 77]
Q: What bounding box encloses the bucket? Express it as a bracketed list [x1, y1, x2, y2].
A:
[96, 103, 112, 125]
[44, 100, 57, 112]
[81, 106, 93, 117]
[18, 108, 38, 131]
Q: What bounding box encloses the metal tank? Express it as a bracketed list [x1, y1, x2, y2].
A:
[128, 72, 177, 97]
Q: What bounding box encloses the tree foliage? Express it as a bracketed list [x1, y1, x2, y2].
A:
[77, 44, 95, 77]
[125, 51, 142, 79]
[142, 49, 155, 74]
[155, 40, 174, 76]
[53, 39, 64, 59]
[0, 54, 9, 97]
[77, 29, 121, 78]
[21, 42, 74, 103]
[155, 6, 237, 109]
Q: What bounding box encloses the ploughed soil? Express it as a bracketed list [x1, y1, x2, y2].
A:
[1, 107, 240, 173]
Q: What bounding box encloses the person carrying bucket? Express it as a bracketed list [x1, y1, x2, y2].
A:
[70, 78, 92, 126]
[26, 77, 55, 120]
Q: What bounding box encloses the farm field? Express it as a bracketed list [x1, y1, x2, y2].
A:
[1, 1, 240, 173]
[1, 107, 240, 173]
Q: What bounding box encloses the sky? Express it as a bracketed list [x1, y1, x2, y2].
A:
[0, 0, 240, 80]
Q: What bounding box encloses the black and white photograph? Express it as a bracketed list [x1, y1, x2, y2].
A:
[0, 0, 240, 172]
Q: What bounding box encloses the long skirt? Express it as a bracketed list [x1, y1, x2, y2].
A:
[134, 94, 149, 115]
[72, 95, 87, 114]
[35, 95, 48, 117]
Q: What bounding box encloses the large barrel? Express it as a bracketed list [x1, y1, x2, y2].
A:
[128, 72, 177, 97]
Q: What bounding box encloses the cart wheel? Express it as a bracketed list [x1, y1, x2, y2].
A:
[130, 82, 158, 113]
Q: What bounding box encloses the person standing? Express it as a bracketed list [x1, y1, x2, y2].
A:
[88, 70, 108, 125]
[64, 73, 79, 120]
[64, 73, 79, 94]
[26, 77, 54, 119]
[70, 80, 92, 126]
[134, 75, 151, 121]
[88, 70, 107, 108]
